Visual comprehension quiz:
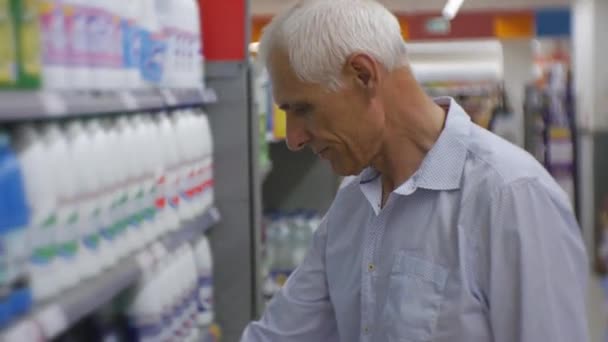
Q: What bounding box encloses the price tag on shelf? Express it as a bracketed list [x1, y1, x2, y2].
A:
[35, 304, 68, 339]
[2, 319, 42, 342]
[161, 89, 178, 106]
[39, 92, 67, 116]
[118, 91, 139, 111]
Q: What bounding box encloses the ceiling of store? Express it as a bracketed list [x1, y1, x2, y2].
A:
[252, 0, 572, 15]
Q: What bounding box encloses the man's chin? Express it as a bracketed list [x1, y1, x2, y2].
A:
[329, 160, 365, 177]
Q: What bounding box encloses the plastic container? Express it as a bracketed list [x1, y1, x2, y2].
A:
[0, 131, 31, 325]
[0, 0, 18, 88]
[140, 0, 166, 87]
[194, 236, 213, 326]
[63, 0, 90, 89]
[12, 0, 42, 88]
[15, 124, 62, 301]
[39, 0, 69, 89]
[121, 0, 144, 89]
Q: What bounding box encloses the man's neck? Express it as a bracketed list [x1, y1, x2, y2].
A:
[372, 73, 447, 204]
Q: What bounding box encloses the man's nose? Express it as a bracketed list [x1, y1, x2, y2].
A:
[285, 116, 311, 151]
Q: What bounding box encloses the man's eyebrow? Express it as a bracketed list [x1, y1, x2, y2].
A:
[279, 102, 311, 112]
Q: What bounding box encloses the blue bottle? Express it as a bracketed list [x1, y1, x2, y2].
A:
[0, 131, 31, 326]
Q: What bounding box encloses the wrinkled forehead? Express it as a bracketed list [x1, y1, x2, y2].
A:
[266, 48, 325, 106]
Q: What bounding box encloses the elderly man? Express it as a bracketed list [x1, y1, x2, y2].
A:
[242, 0, 589, 341]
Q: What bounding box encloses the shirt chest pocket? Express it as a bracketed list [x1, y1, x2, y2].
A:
[381, 252, 449, 342]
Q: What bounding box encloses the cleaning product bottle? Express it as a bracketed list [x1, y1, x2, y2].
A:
[155, 0, 176, 88]
[14, 124, 58, 302]
[158, 113, 180, 232]
[84, 119, 113, 270]
[114, 117, 138, 256]
[12, 0, 41, 88]
[195, 0, 205, 89]
[140, 115, 161, 242]
[99, 118, 122, 266]
[87, 0, 120, 90]
[105, 0, 125, 89]
[0, 130, 31, 324]
[39, 0, 68, 89]
[185, 0, 203, 89]
[199, 112, 214, 212]
[63, 120, 98, 280]
[121, 0, 143, 89]
[0, 0, 18, 88]
[195, 236, 213, 326]
[51, 123, 85, 288]
[140, 0, 166, 88]
[63, 0, 90, 89]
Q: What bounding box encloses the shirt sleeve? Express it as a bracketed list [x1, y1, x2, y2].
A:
[241, 217, 339, 342]
[486, 179, 589, 342]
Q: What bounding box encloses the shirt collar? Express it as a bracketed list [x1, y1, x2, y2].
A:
[359, 97, 472, 202]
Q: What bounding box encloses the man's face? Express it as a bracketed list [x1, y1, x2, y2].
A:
[268, 50, 385, 176]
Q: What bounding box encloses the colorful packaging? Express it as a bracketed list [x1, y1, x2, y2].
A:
[0, 0, 17, 87]
[12, 0, 41, 88]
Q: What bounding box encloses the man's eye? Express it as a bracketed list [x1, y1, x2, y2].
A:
[293, 105, 313, 116]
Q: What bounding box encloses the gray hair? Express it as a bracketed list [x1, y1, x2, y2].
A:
[259, 0, 409, 90]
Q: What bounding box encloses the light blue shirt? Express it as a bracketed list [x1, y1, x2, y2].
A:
[242, 97, 589, 342]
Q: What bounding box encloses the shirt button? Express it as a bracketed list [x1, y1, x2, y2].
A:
[363, 326, 370, 334]
[368, 263, 375, 272]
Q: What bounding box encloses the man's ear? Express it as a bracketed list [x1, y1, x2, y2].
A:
[344, 53, 379, 91]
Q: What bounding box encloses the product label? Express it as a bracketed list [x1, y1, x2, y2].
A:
[122, 19, 140, 70]
[140, 30, 166, 84]
[57, 210, 79, 258]
[64, 4, 88, 66]
[0, 0, 17, 85]
[20, 0, 41, 78]
[87, 7, 121, 68]
[197, 276, 213, 313]
[129, 314, 163, 340]
[40, 0, 66, 66]
[30, 212, 58, 265]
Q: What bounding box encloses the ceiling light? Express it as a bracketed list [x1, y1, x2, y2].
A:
[442, 0, 465, 20]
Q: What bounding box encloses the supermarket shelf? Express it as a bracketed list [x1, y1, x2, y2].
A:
[0, 206, 221, 342]
[260, 161, 273, 183]
[0, 88, 218, 121]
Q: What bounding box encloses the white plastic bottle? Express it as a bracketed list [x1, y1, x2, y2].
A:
[198, 113, 214, 212]
[64, 120, 102, 279]
[44, 124, 81, 290]
[96, 119, 120, 267]
[171, 111, 193, 220]
[140, 0, 166, 88]
[63, 0, 90, 89]
[84, 119, 114, 270]
[121, 0, 144, 89]
[155, 0, 176, 88]
[114, 117, 141, 255]
[13, 125, 58, 301]
[39, 0, 68, 89]
[104, 119, 131, 260]
[150, 115, 170, 236]
[184, 0, 203, 89]
[87, 0, 122, 90]
[194, 236, 214, 326]
[158, 114, 181, 231]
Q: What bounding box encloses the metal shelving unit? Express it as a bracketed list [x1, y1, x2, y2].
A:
[0, 87, 218, 121]
[0, 207, 221, 342]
